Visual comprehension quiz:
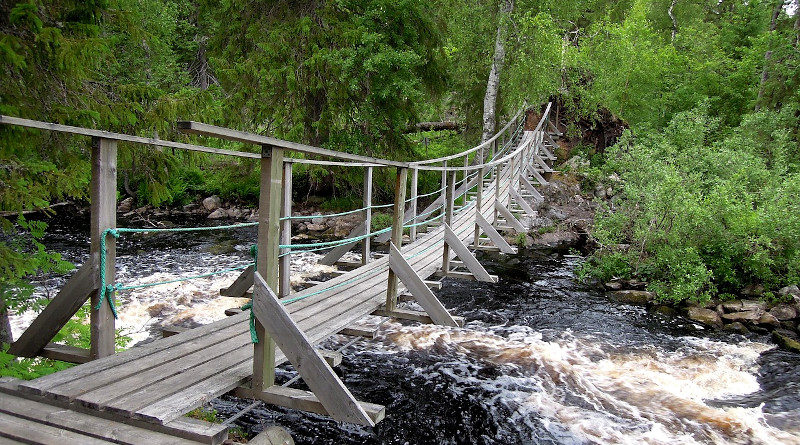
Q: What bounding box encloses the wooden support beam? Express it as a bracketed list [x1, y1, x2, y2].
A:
[253, 145, 283, 391]
[372, 306, 465, 327]
[90, 137, 117, 360]
[443, 224, 496, 283]
[251, 272, 375, 426]
[235, 386, 384, 426]
[529, 166, 548, 186]
[338, 326, 377, 339]
[495, 201, 526, 232]
[385, 167, 408, 312]
[388, 243, 459, 327]
[510, 187, 537, 217]
[219, 265, 254, 297]
[433, 270, 499, 282]
[8, 260, 97, 358]
[362, 166, 373, 265]
[317, 350, 343, 368]
[279, 161, 293, 298]
[424, 280, 443, 290]
[161, 326, 189, 338]
[40, 343, 91, 364]
[475, 214, 515, 254]
[520, 175, 543, 201]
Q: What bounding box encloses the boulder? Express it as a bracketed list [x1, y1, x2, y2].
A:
[562, 155, 589, 171]
[772, 329, 800, 353]
[604, 281, 624, 291]
[723, 322, 749, 334]
[769, 304, 797, 321]
[687, 307, 722, 328]
[306, 223, 326, 232]
[118, 197, 134, 213]
[311, 213, 324, 224]
[202, 195, 222, 212]
[721, 311, 761, 322]
[227, 208, 243, 218]
[778, 285, 800, 297]
[722, 299, 766, 313]
[740, 284, 764, 297]
[147, 302, 170, 317]
[607, 290, 654, 305]
[757, 313, 780, 327]
[207, 208, 227, 219]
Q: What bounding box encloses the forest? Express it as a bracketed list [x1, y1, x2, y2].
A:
[1, 0, 799, 334]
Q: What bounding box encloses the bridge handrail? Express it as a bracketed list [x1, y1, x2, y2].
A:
[408, 105, 527, 166]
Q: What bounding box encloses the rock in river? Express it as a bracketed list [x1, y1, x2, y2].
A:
[607, 290, 654, 305]
[687, 307, 722, 328]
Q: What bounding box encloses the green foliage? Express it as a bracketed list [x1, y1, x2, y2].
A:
[371, 213, 393, 231]
[584, 105, 800, 303]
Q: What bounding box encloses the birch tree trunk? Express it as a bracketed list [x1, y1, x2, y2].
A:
[481, 0, 514, 144]
[755, 0, 783, 111]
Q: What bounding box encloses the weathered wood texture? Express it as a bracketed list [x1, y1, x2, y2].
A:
[12, 127, 546, 432]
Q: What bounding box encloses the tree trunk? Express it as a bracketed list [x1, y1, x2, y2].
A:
[0, 299, 13, 345]
[755, 0, 783, 111]
[668, 0, 678, 42]
[480, 0, 514, 144]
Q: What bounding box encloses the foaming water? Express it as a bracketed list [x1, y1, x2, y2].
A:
[12, 213, 800, 444]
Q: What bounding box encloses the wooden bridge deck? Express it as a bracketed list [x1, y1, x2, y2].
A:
[11, 166, 515, 428]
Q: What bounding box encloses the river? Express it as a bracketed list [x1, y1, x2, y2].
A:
[10, 212, 800, 444]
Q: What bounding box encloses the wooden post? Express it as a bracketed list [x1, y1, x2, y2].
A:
[279, 161, 293, 298]
[90, 137, 117, 360]
[440, 160, 448, 219]
[361, 166, 373, 265]
[441, 171, 456, 273]
[408, 168, 418, 242]
[494, 161, 502, 223]
[385, 167, 408, 312]
[253, 144, 283, 391]
[474, 165, 484, 248]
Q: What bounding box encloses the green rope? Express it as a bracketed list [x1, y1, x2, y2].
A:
[240, 302, 259, 343]
[97, 228, 119, 318]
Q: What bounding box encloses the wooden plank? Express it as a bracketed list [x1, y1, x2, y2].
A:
[386, 167, 408, 312]
[0, 412, 113, 444]
[475, 214, 515, 254]
[219, 266, 254, 297]
[317, 349, 342, 368]
[90, 137, 117, 360]
[442, 171, 456, 273]
[510, 187, 537, 217]
[408, 167, 419, 242]
[8, 260, 97, 357]
[178, 120, 409, 168]
[22, 314, 248, 399]
[253, 145, 283, 391]
[443, 224, 495, 283]
[40, 343, 91, 364]
[235, 386, 384, 425]
[494, 201, 526, 232]
[0, 393, 203, 445]
[533, 153, 553, 172]
[0, 115, 260, 160]
[520, 176, 543, 201]
[372, 307, 465, 327]
[388, 243, 458, 327]
[433, 270, 499, 282]
[251, 272, 374, 426]
[338, 327, 377, 339]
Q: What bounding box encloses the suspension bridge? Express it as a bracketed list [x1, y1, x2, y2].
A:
[0, 103, 560, 444]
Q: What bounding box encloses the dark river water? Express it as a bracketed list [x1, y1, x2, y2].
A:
[13, 212, 800, 444]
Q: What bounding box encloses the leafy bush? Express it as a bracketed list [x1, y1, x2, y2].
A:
[583, 105, 800, 303]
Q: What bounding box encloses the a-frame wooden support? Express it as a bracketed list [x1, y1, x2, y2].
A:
[387, 243, 459, 327]
[494, 201, 526, 233]
[475, 214, 515, 254]
[540, 135, 557, 160]
[510, 188, 537, 217]
[248, 272, 381, 426]
[443, 223, 496, 282]
[8, 260, 98, 357]
[532, 153, 553, 173]
[219, 265, 254, 297]
[520, 176, 544, 201]
[527, 166, 548, 186]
